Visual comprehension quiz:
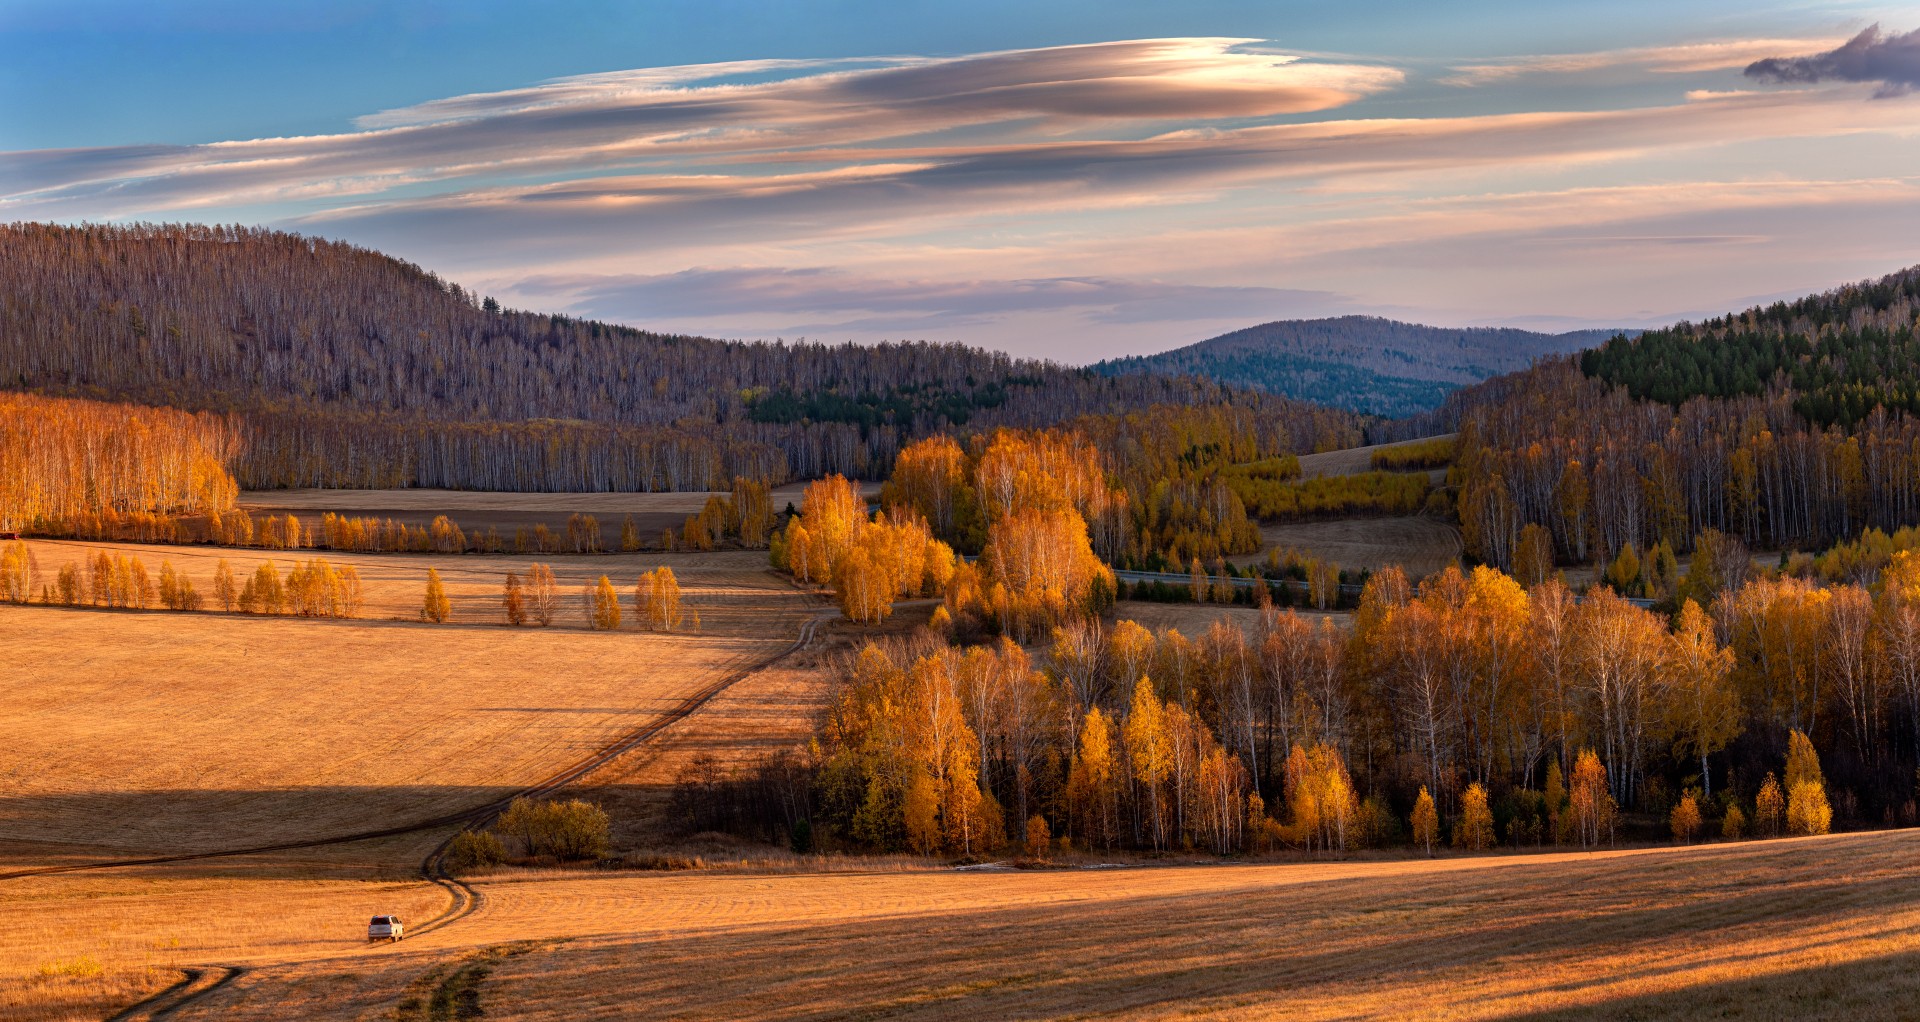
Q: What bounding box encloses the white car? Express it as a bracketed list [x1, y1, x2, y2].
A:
[367, 915, 404, 943]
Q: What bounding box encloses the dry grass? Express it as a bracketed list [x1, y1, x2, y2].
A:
[1231, 515, 1465, 581]
[0, 576, 810, 858]
[131, 830, 1920, 1020]
[0, 867, 449, 1022]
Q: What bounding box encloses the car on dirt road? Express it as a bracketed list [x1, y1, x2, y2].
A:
[368, 915, 404, 943]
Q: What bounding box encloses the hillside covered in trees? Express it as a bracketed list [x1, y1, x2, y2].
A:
[1436, 266, 1920, 570]
[1092, 316, 1623, 417]
[0, 222, 1361, 493]
[1580, 265, 1920, 427]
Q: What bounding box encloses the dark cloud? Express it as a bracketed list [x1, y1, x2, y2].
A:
[1746, 25, 1920, 97]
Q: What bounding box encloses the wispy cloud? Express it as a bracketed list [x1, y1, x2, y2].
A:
[516, 266, 1348, 328]
[1442, 36, 1845, 86]
[0, 38, 1401, 220]
[1747, 25, 1920, 97]
[3, 31, 1915, 358]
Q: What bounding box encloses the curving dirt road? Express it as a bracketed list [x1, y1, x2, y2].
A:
[12, 613, 825, 1022]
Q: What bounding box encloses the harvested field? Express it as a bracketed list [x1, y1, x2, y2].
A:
[0, 868, 448, 1022]
[572, 654, 838, 840]
[0, 579, 811, 859]
[86, 830, 1920, 1021]
[14, 539, 785, 633]
[1233, 515, 1463, 581]
[1296, 434, 1455, 480]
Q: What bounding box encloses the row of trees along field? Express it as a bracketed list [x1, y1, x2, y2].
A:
[1447, 266, 1920, 571]
[0, 222, 1361, 491]
[694, 550, 1908, 855]
[0, 543, 687, 630]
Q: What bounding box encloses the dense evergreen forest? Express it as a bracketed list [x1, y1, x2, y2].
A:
[1580, 266, 1920, 427]
[0, 222, 1361, 491]
[1094, 316, 1621, 417]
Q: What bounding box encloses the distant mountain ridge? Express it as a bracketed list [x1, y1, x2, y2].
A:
[1091, 316, 1628, 417]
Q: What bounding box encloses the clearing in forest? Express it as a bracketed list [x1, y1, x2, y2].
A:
[1236, 515, 1464, 581]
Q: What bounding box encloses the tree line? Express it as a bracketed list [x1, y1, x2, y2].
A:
[0, 392, 239, 534]
[690, 554, 1881, 856]
[0, 222, 1360, 492]
[4, 544, 690, 631]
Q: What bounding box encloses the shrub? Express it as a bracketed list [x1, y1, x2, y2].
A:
[496, 797, 612, 861]
[442, 829, 506, 874]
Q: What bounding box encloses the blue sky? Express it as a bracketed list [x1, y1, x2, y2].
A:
[3, 1, 1917, 360]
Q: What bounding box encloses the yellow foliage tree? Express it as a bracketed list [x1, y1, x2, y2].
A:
[503, 571, 527, 625]
[1570, 748, 1615, 848]
[1784, 729, 1831, 836]
[421, 567, 451, 623]
[637, 566, 683, 631]
[1411, 786, 1439, 857]
[587, 575, 621, 630]
[1754, 772, 1786, 837]
[1455, 782, 1495, 851]
[0, 539, 31, 604]
[1671, 791, 1702, 844]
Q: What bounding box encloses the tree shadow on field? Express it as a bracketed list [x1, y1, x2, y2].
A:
[1490, 947, 1920, 1021]
[458, 838, 1920, 1021]
[0, 782, 686, 877]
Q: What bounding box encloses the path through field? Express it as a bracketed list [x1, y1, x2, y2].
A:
[65, 830, 1920, 1021]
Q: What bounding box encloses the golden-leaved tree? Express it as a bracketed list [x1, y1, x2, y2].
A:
[637, 566, 683, 631]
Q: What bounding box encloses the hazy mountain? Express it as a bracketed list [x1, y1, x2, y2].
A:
[1091, 316, 1628, 417]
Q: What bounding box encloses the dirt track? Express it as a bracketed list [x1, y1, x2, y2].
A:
[73, 830, 1920, 1021]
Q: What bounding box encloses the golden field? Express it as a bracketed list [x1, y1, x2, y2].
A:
[9, 537, 1920, 1022]
[11, 833, 1919, 1021]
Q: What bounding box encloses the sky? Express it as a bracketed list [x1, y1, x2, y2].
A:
[3, 1, 1919, 362]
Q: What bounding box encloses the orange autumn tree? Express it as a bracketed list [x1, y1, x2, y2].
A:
[881, 435, 981, 547]
[774, 475, 958, 624]
[960, 506, 1115, 640]
[817, 644, 1003, 855]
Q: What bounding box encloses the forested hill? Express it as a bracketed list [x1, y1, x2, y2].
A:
[1580, 265, 1920, 427]
[1090, 316, 1623, 417]
[0, 222, 1362, 491]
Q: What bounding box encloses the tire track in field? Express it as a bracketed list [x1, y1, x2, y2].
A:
[20, 611, 825, 1021]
